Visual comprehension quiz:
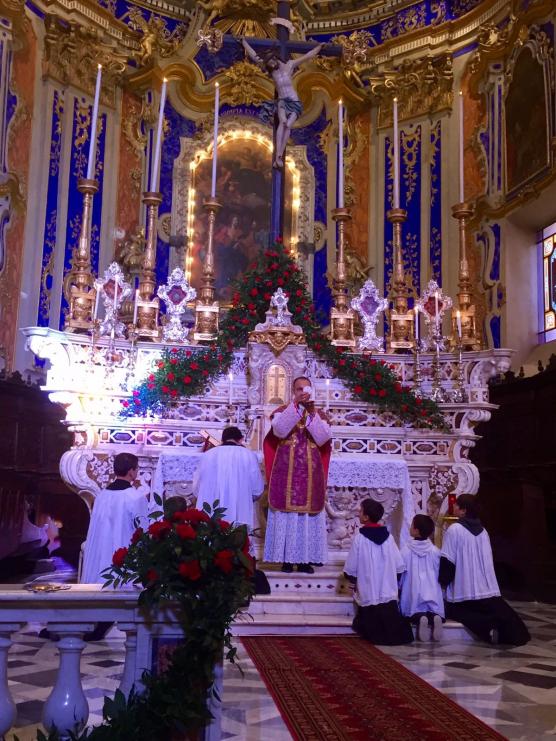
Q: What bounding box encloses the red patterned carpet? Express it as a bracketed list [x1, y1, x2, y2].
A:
[241, 636, 506, 740]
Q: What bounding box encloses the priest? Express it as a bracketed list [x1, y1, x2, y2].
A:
[263, 376, 331, 573]
[439, 493, 530, 645]
[193, 425, 264, 528]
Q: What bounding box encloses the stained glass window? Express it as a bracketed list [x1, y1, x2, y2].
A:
[540, 222, 556, 342]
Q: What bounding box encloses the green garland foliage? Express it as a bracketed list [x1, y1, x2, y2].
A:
[121, 240, 444, 428]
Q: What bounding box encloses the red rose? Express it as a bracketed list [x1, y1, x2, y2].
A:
[370, 388, 377, 396]
[131, 527, 143, 545]
[132, 390, 139, 397]
[179, 560, 201, 580]
[296, 289, 303, 297]
[202, 369, 208, 377]
[112, 547, 128, 567]
[370, 359, 377, 366]
[171, 348, 178, 354]
[420, 409, 428, 417]
[121, 400, 129, 408]
[415, 398, 422, 406]
[394, 383, 402, 393]
[276, 236, 283, 243]
[203, 355, 209, 361]
[167, 372, 175, 382]
[241, 318, 249, 325]
[217, 354, 223, 361]
[148, 520, 172, 540]
[247, 303, 255, 311]
[147, 383, 154, 390]
[134, 398, 141, 405]
[401, 404, 408, 412]
[183, 375, 192, 385]
[169, 358, 177, 366]
[218, 519, 231, 530]
[158, 361, 164, 369]
[161, 385, 169, 394]
[190, 362, 199, 370]
[173, 509, 210, 525]
[353, 385, 363, 394]
[314, 342, 321, 351]
[270, 262, 279, 271]
[250, 288, 258, 297]
[145, 568, 159, 583]
[374, 373, 382, 382]
[148, 374, 155, 381]
[378, 389, 386, 398]
[338, 359, 346, 367]
[263, 292, 272, 301]
[214, 549, 235, 574]
[277, 278, 284, 286]
[175, 523, 196, 539]
[170, 389, 178, 398]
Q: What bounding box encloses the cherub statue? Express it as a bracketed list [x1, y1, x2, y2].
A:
[127, 9, 186, 66]
[242, 38, 322, 168]
[115, 225, 146, 281]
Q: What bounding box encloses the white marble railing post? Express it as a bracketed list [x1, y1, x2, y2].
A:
[42, 624, 94, 739]
[0, 623, 23, 737]
[117, 623, 138, 698]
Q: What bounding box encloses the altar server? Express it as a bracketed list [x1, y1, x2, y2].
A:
[193, 426, 264, 529]
[82, 452, 148, 584]
[439, 494, 530, 645]
[263, 376, 331, 574]
[344, 498, 413, 645]
[399, 514, 445, 641]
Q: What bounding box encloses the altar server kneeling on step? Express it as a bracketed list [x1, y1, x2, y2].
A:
[399, 514, 445, 641]
[439, 494, 530, 646]
[344, 498, 413, 645]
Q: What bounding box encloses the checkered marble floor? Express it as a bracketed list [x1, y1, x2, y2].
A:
[6, 602, 556, 740]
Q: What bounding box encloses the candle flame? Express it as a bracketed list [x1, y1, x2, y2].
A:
[456, 309, 461, 318]
[215, 81, 219, 88]
[339, 98, 342, 105]
[163, 77, 168, 83]
[393, 96, 398, 103]
[459, 90, 463, 96]
[97, 63, 102, 70]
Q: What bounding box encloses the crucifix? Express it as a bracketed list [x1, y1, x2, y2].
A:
[211, 0, 341, 243]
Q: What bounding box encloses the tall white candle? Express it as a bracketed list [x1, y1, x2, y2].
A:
[456, 309, 462, 338]
[211, 82, 220, 199]
[414, 306, 419, 342]
[393, 97, 400, 209]
[458, 90, 464, 203]
[325, 378, 330, 410]
[338, 99, 344, 208]
[150, 78, 167, 193]
[93, 287, 100, 321]
[228, 371, 233, 405]
[133, 289, 138, 325]
[86, 65, 102, 181]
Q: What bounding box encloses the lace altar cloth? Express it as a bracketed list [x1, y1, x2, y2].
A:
[152, 452, 413, 543]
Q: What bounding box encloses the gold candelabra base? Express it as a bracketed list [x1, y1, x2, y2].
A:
[329, 207, 356, 348]
[451, 201, 481, 351]
[65, 178, 98, 333]
[385, 207, 414, 352]
[136, 191, 163, 341]
[194, 199, 221, 342]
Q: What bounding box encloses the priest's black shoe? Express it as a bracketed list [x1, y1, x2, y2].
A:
[297, 563, 314, 574]
[281, 563, 294, 573]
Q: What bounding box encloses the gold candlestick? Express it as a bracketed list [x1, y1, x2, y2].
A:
[386, 207, 413, 351]
[136, 191, 162, 340]
[329, 207, 355, 347]
[194, 199, 221, 342]
[451, 202, 480, 350]
[64, 178, 98, 332]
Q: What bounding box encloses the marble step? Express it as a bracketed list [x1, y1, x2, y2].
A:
[248, 594, 354, 616]
[232, 612, 355, 636]
[260, 567, 350, 596]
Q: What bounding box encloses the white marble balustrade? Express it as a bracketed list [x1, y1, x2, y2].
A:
[0, 585, 221, 740]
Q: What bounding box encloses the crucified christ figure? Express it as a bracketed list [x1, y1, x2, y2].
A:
[242, 38, 322, 168]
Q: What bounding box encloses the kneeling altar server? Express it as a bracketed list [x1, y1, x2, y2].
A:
[439, 494, 530, 645]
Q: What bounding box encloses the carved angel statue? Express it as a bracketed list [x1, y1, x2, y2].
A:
[115, 225, 146, 282]
[242, 37, 322, 168]
[126, 9, 187, 66]
[198, 0, 275, 27]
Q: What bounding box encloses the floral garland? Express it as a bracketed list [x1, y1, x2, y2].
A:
[122, 240, 444, 429]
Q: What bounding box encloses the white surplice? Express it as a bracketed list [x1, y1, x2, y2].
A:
[441, 523, 500, 602]
[343, 530, 405, 607]
[193, 444, 264, 528]
[263, 402, 331, 564]
[81, 483, 148, 584]
[399, 539, 445, 617]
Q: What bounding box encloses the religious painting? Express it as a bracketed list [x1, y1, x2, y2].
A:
[189, 137, 293, 303]
[505, 46, 550, 194]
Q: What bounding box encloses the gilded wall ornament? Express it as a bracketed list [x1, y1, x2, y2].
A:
[371, 55, 453, 128]
[43, 15, 128, 106]
[344, 117, 368, 208]
[0, 0, 29, 50]
[126, 8, 188, 67]
[223, 61, 266, 106]
[197, 0, 279, 39]
[333, 30, 376, 69]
